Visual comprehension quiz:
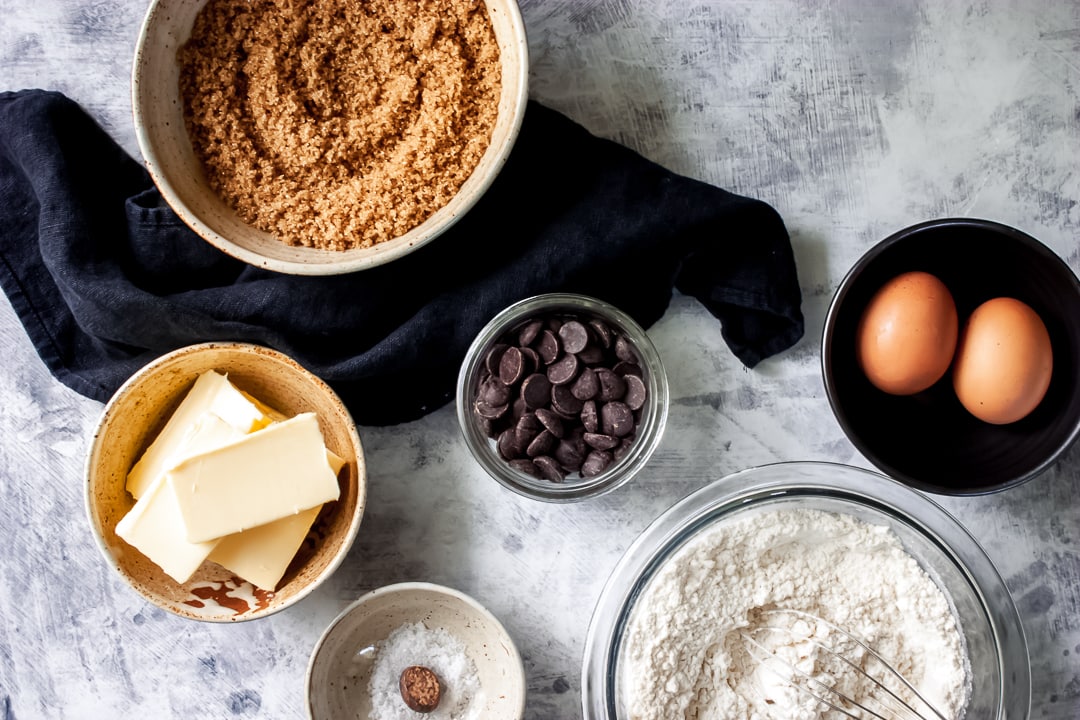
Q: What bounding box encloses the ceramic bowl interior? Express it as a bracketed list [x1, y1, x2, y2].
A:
[456, 293, 670, 502]
[823, 218, 1080, 494]
[581, 462, 1030, 720]
[84, 342, 366, 621]
[131, 0, 529, 275]
[306, 582, 526, 720]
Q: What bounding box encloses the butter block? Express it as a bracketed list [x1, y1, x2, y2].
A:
[116, 472, 220, 585]
[206, 450, 346, 591]
[127, 370, 274, 499]
[207, 505, 321, 591]
[168, 413, 341, 543]
[115, 412, 254, 583]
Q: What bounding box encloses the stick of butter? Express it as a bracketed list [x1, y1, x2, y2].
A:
[207, 449, 346, 591]
[168, 412, 341, 544]
[116, 472, 221, 584]
[127, 370, 274, 499]
[115, 413, 249, 583]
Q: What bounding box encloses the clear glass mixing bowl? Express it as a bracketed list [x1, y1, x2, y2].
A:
[581, 462, 1030, 719]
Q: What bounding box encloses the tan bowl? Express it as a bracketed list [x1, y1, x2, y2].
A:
[84, 342, 367, 622]
[131, 0, 529, 275]
[306, 582, 526, 720]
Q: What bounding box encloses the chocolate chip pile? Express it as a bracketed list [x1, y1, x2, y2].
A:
[472, 314, 649, 482]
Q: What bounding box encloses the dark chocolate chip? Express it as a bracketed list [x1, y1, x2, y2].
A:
[546, 353, 579, 385]
[600, 401, 634, 437]
[551, 404, 579, 421]
[515, 413, 542, 446]
[509, 396, 528, 422]
[588, 319, 613, 348]
[478, 415, 496, 439]
[551, 384, 585, 416]
[558, 320, 589, 354]
[498, 346, 526, 386]
[534, 407, 565, 438]
[474, 398, 509, 420]
[519, 346, 540, 374]
[536, 330, 560, 365]
[613, 437, 635, 461]
[497, 428, 522, 460]
[485, 343, 509, 376]
[580, 400, 599, 433]
[526, 429, 556, 457]
[532, 455, 566, 482]
[509, 458, 541, 477]
[581, 450, 614, 477]
[612, 361, 643, 378]
[517, 319, 543, 347]
[479, 376, 511, 406]
[583, 432, 619, 451]
[576, 344, 605, 365]
[570, 367, 599, 400]
[614, 335, 636, 363]
[595, 368, 627, 402]
[553, 439, 585, 471]
[521, 373, 553, 409]
[624, 374, 647, 411]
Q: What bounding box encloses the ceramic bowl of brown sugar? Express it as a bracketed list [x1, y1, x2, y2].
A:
[84, 342, 367, 621]
[132, 0, 529, 275]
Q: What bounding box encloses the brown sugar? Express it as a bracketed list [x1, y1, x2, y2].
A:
[178, 0, 502, 251]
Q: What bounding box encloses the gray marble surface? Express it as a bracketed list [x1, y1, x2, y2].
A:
[1, 0, 1078, 718]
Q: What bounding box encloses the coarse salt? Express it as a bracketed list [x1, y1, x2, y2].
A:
[368, 622, 481, 720]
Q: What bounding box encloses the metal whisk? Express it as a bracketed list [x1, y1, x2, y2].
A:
[738, 608, 949, 720]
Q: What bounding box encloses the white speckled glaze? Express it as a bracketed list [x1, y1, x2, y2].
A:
[131, 0, 529, 275]
[306, 582, 525, 720]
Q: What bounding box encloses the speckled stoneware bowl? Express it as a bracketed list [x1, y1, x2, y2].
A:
[306, 582, 526, 720]
[131, 0, 529, 275]
[84, 342, 366, 622]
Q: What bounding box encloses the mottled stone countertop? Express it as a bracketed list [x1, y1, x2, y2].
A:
[1, 1, 1077, 718]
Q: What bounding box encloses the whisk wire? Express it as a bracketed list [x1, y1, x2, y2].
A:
[739, 609, 949, 720]
[740, 629, 896, 720]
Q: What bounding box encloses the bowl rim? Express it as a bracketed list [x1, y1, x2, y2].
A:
[304, 581, 527, 719]
[580, 460, 1031, 720]
[455, 292, 671, 503]
[131, 0, 531, 276]
[821, 216, 1080, 495]
[82, 341, 367, 622]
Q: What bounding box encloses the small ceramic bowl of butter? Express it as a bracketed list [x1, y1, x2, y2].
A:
[84, 342, 366, 622]
[306, 582, 526, 720]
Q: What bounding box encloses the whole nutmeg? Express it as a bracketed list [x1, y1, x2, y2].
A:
[399, 665, 441, 713]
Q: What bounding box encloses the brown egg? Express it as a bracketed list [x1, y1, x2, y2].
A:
[856, 271, 958, 395]
[953, 297, 1053, 424]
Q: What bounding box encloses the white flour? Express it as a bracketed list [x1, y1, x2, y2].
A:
[620, 508, 970, 720]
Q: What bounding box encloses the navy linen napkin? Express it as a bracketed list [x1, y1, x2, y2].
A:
[0, 89, 803, 426]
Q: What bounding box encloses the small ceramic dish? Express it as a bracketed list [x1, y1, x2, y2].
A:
[306, 582, 526, 720]
[84, 342, 366, 621]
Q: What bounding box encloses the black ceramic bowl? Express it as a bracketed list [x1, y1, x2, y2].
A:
[823, 218, 1080, 495]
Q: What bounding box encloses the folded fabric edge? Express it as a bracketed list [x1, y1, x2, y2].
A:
[0, 251, 113, 403]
